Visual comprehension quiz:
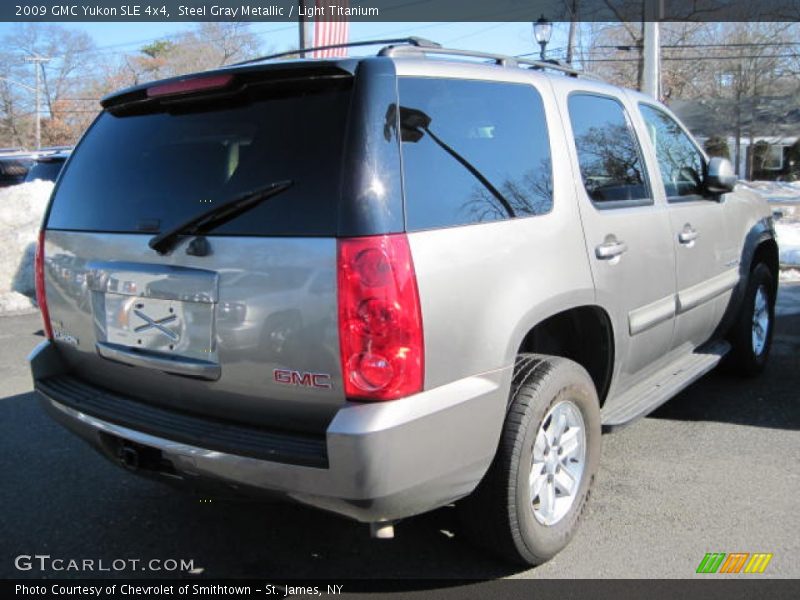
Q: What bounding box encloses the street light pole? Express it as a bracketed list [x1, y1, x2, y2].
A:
[24, 55, 50, 151]
[533, 16, 553, 62]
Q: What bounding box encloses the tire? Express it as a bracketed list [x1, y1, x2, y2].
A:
[727, 263, 775, 377]
[456, 354, 601, 566]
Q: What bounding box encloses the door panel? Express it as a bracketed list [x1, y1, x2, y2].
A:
[669, 201, 735, 347]
[637, 103, 738, 349]
[563, 92, 676, 392]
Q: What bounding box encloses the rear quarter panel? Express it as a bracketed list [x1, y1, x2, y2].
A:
[397, 61, 596, 390]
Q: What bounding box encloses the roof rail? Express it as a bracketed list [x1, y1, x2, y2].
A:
[232, 37, 441, 66]
[379, 44, 603, 81]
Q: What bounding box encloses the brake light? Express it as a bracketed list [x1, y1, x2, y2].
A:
[34, 229, 53, 340]
[146, 74, 234, 98]
[338, 234, 424, 401]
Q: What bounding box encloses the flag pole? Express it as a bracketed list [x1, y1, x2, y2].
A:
[298, 0, 314, 56]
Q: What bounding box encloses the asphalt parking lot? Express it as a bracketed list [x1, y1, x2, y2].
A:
[1, 283, 798, 581]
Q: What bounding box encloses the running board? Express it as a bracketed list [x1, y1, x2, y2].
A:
[601, 340, 730, 431]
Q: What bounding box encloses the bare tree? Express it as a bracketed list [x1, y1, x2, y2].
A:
[0, 24, 97, 147]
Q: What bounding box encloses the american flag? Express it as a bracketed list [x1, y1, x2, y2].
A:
[312, 0, 350, 58]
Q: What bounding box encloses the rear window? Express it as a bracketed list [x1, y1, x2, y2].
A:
[47, 82, 351, 236]
[398, 77, 553, 231]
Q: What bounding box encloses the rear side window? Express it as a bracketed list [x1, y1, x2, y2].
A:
[47, 82, 351, 236]
[398, 78, 552, 231]
[639, 104, 705, 199]
[568, 93, 650, 205]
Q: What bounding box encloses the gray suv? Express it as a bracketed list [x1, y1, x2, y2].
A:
[29, 39, 778, 566]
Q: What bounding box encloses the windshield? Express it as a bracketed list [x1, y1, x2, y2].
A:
[46, 81, 352, 236]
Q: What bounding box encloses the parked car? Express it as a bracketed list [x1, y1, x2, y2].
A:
[0, 155, 34, 187]
[29, 39, 778, 566]
[25, 151, 70, 183]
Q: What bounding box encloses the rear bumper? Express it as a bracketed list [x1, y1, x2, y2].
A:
[30, 341, 510, 523]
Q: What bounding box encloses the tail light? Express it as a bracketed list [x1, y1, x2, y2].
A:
[337, 234, 424, 401]
[34, 229, 53, 340]
[146, 74, 234, 98]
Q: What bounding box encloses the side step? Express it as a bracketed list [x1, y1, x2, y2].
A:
[601, 340, 730, 431]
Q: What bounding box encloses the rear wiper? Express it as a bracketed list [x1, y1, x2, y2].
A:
[149, 179, 293, 255]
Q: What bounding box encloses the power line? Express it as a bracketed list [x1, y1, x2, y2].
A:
[580, 53, 800, 62]
[596, 41, 800, 50]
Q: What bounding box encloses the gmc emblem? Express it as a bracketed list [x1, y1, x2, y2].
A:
[273, 369, 332, 389]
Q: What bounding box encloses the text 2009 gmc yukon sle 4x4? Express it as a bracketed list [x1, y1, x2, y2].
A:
[29, 39, 778, 566]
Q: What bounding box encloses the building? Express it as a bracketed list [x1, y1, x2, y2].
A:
[670, 96, 798, 180]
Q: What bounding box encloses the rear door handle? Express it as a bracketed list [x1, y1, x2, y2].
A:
[678, 226, 698, 245]
[595, 238, 628, 260]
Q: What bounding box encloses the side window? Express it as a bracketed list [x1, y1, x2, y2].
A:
[639, 104, 705, 199]
[568, 93, 650, 205]
[398, 78, 553, 231]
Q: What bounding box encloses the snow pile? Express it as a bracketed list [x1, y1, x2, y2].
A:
[735, 181, 800, 274]
[0, 181, 52, 313]
[737, 180, 800, 203]
[777, 219, 800, 269]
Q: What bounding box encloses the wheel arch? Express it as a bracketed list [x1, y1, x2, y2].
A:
[515, 305, 615, 407]
[716, 217, 779, 339]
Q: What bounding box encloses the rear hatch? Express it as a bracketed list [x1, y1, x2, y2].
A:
[41, 62, 367, 434]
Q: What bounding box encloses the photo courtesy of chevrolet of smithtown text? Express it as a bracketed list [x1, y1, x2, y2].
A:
[0, 0, 798, 598]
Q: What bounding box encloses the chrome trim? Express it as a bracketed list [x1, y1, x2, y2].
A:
[96, 341, 221, 380]
[86, 261, 219, 303]
[595, 240, 628, 260]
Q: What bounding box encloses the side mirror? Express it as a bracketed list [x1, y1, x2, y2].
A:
[705, 157, 736, 194]
[398, 106, 432, 143]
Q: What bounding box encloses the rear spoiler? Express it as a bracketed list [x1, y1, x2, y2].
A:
[101, 60, 359, 112]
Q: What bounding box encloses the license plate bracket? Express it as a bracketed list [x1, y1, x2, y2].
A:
[104, 295, 215, 362]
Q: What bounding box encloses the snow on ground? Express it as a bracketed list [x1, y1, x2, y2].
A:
[740, 180, 800, 272]
[737, 180, 800, 203]
[0, 181, 52, 314]
[776, 219, 800, 270]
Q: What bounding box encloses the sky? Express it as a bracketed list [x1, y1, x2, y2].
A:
[0, 21, 572, 63]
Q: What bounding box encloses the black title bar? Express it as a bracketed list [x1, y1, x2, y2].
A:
[2, 0, 799, 22]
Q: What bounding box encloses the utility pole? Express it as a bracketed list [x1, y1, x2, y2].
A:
[642, 0, 662, 99]
[565, 0, 578, 65]
[24, 55, 50, 150]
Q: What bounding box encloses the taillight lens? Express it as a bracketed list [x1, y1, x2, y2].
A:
[34, 229, 53, 340]
[338, 234, 424, 401]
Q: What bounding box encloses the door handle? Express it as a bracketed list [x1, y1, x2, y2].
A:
[678, 225, 698, 245]
[595, 238, 628, 260]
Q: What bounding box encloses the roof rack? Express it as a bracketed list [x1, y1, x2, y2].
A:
[232, 37, 600, 81]
[379, 44, 602, 81]
[232, 36, 441, 66]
